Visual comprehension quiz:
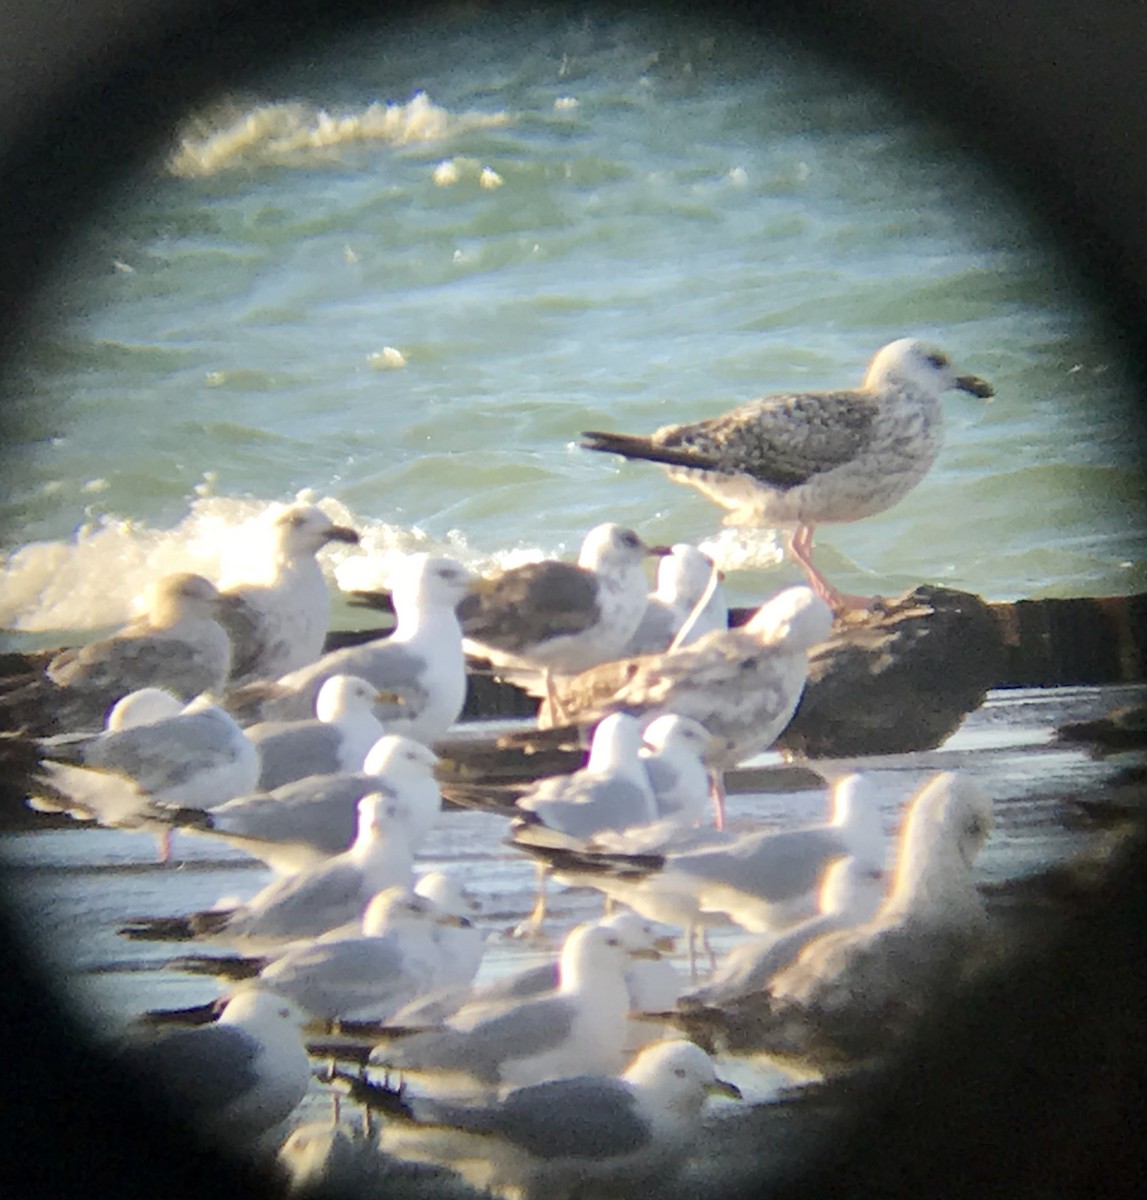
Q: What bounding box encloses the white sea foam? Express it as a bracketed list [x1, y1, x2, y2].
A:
[168, 91, 512, 178]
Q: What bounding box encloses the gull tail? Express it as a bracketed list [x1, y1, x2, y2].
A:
[581, 430, 727, 473]
[118, 907, 233, 941]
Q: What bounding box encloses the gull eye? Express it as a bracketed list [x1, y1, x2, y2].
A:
[278, 1006, 290, 1018]
[674, 1067, 686, 1078]
[925, 350, 949, 369]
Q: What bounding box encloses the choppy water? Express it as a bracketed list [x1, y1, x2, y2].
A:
[0, 8, 1144, 650]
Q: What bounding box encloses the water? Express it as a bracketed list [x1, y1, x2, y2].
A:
[0, 9, 1143, 1180]
[0, 9, 1144, 650]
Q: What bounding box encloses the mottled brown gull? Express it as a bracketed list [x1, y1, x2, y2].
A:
[0, 572, 232, 735]
[217, 502, 360, 685]
[583, 338, 993, 610]
[536, 584, 833, 775]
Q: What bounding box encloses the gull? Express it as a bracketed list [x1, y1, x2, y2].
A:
[536, 585, 833, 792]
[390, 910, 677, 1030]
[675, 772, 994, 1069]
[622, 543, 728, 656]
[28, 690, 259, 860]
[458, 523, 667, 706]
[223, 553, 471, 744]
[372, 1039, 740, 1200]
[246, 673, 387, 791]
[582, 338, 993, 610]
[119, 791, 416, 948]
[412, 870, 485, 991]
[682, 854, 887, 1007]
[183, 734, 441, 874]
[508, 714, 658, 939]
[371, 922, 634, 1096]
[255, 887, 469, 1023]
[0, 573, 232, 735]
[115, 988, 311, 1147]
[639, 713, 721, 830]
[216, 502, 360, 685]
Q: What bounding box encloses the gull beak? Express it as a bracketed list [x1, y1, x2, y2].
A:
[374, 689, 406, 707]
[324, 525, 361, 544]
[627, 947, 662, 961]
[435, 913, 472, 928]
[708, 1077, 743, 1100]
[652, 934, 677, 954]
[646, 544, 673, 558]
[956, 374, 994, 400]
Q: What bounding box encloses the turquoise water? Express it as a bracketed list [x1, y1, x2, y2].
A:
[1, 8, 1144, 645]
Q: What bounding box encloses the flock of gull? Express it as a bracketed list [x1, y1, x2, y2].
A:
[1, 336, 1002, 1199]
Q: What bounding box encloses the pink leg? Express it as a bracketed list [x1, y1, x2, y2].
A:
[708, 771, 726, 831]
[786, 524, 879, 612]
[156, 827, 173, 864]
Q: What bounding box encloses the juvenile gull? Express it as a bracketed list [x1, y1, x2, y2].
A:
[371, 922, 634, 1096]
[583, 338, 993, 610]
[0, 573, 232, 735]
[116, 988, 311, 1146]
[246, 673, 387, 791]
[29, 691, 259, 859]
[374, 1038, 740, 1200]
[120, 791, 416, 948]
[218, 503, 360, 685]
[184, 734, 441, 873]
[536, 585, 833, 787]
[676, 772, 994, 1069]
[458, 523, 667, 703]
[223, 553, 471, 743]
[622, 543, 728, 656]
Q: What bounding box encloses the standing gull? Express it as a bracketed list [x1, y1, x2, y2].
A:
[536, 585, 833, 800]
[0, 573, 232, 735]
[120, 791, 416, 947]
[246, 673, 387, 791]
[372, 1038, 740, 1200]
[371, 922, 634, 1096]
[29, 690, 259, 859]
[217, 502, 360, 685]
[582, 338, 993, 610]
[458, 523, 667, 705]
[682, 854, 887, 1007]
[184, 734, 441, 874]
[676, 772, 994, 1069]
[223, 553, 471, 743]
[116, 988, 311, 1147]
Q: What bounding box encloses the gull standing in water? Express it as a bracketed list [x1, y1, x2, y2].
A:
[582, 338, 993, 610]
[217, 502, 360, 685]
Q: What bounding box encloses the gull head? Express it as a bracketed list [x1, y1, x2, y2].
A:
[271, 503, 360, 557]
[623, 1039, 742, 1112]
[641, 713, 720, 764]
[394, 553, 473, 612]
[577, 523, 669, 573]
[864, 338, 994, 401]
[314, 673, 385, 722]
[363, 733, 439, 778]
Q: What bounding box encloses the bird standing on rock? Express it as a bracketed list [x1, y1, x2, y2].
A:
[582, 338, 993, 611]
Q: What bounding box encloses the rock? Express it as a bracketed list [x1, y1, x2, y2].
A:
[774, 586, 1004, 758]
